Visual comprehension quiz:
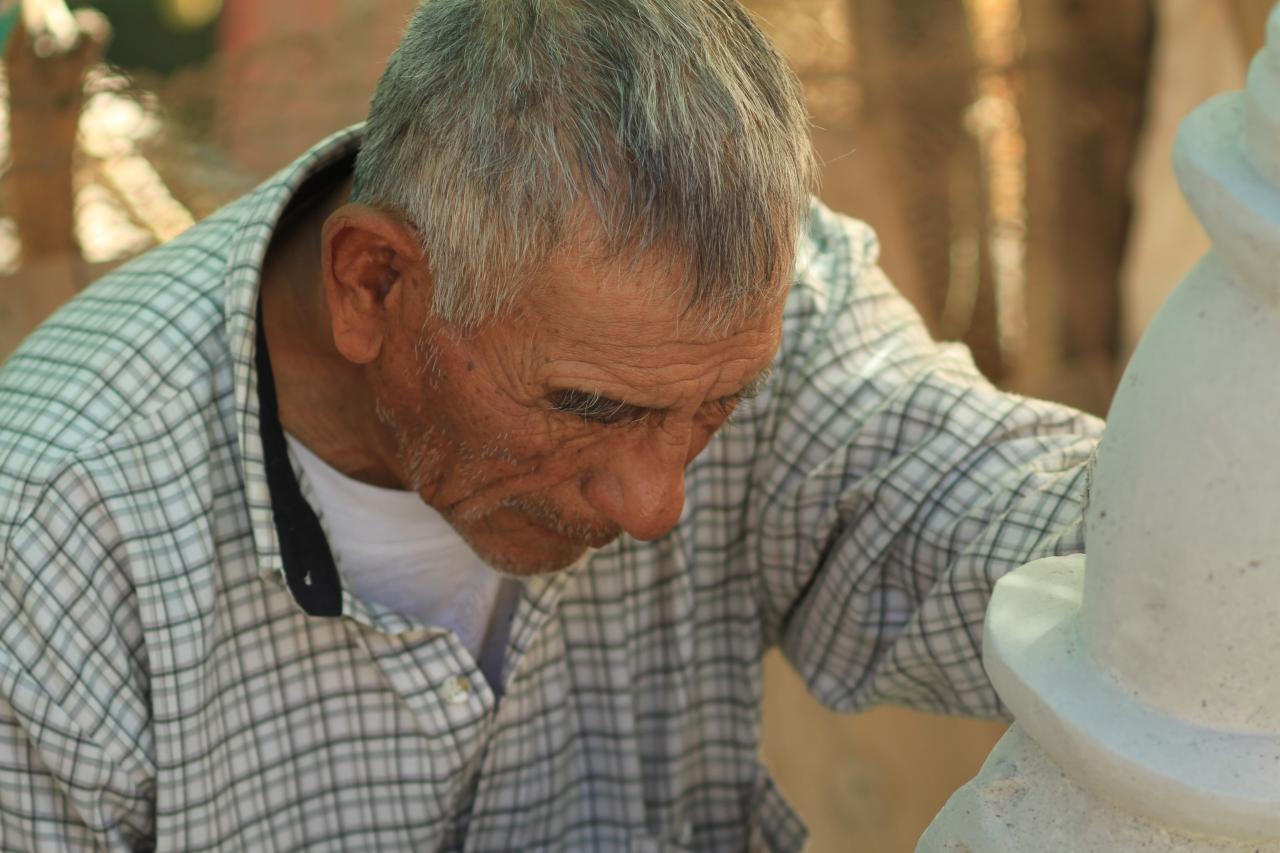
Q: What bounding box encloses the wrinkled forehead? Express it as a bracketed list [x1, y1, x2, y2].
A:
[518, 285, 786, 409]
[529, 212, 794, 336]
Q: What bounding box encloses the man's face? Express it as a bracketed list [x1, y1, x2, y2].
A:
[369, 248, 785, 577]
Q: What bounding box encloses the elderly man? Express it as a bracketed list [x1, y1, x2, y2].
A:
[0, 0, 1098, 850]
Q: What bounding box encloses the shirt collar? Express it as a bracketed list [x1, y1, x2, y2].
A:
[223, 124, 363, 609]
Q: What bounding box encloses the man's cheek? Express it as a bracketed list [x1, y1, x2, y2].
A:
[500, 432, 619, 500]
[493, 413, 603, 466]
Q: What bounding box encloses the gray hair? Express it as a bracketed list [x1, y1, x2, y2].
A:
[351, 0, 817, 330]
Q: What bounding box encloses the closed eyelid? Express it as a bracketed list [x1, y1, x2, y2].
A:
[549, 389, 652, 423]
[551, 365, 774, 418]
[714, 365, 775, 404]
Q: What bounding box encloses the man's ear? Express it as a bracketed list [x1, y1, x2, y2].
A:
[321, 204, 427, 365]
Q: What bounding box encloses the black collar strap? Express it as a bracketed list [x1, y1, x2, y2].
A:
[254, 307, 344, 616]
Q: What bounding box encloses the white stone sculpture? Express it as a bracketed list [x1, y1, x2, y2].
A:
[918, 4, 1280, 851]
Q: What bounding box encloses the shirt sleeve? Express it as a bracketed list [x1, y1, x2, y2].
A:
[747, 201, 1101, 719]
[0, 465, 155, 851]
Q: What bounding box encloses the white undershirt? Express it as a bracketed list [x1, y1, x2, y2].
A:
[285, 434, 516, 691]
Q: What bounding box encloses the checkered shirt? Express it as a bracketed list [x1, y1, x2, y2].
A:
[0, 126, 1100, 851]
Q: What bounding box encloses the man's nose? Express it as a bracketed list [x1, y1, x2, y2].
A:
[584, 430, 689, 541]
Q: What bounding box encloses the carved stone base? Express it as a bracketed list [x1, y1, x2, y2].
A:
[917, 725, 1280, 853]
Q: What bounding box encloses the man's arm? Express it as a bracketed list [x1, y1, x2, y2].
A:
[0, 468, 155, 850]
[744, 202, 1100, 718]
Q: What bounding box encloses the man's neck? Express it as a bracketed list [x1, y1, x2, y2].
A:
[258, 173, 407, 490]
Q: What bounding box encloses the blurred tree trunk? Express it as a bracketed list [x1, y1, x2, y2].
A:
[1016, 0, 1153, 414]
[848, 0, 1004, 381]
[3, 3, 107, 340]
[1227, 0, 1270, 58]
[7, 3, 106, 262]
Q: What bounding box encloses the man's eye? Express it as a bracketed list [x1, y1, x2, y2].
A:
[549, 391, 647, 425]
[695, 395, 742, 426]
[710, 396, 741, 421]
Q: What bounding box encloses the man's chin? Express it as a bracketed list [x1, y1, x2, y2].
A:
[448, 502, 621, 576]
[470, 538, 596, 578]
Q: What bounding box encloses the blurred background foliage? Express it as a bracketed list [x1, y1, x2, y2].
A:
[83, 0, 220, 73]
[0, 1, 1267, 850]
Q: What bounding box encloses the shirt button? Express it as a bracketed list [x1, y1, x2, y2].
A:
[441, 674, 472, 705]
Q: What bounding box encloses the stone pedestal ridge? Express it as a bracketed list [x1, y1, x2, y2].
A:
[918, 3, 1280, 850]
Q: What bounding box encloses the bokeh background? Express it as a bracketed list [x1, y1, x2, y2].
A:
[0, 0, 1266, 849]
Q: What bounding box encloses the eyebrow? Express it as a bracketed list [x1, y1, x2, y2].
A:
[550, 364, 776, 420]
[549, 389, 648, 422]
[728, 365, 774, 402]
